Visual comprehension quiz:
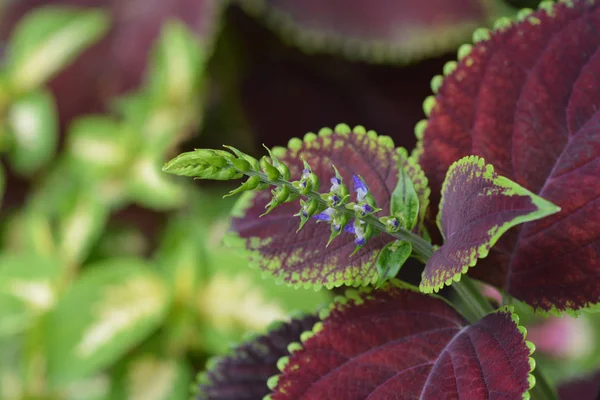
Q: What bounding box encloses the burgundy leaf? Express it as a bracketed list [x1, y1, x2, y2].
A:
[229, 124, 400, 289]
[269, 282, 535, 400]
[421, 155, 559, 293]
[418, 0, 600, 312]
[0, 0, 221, 125]
[558, 371, 600, 400]
[196, 314, 319, 400]
[237, 0, 503, 63]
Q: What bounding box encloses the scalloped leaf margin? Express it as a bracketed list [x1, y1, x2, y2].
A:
[195, 313, 319, 400]
[266, 281, 536, 400]
[236, 0, 512, 63]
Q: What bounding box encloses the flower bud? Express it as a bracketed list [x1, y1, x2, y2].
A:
[260, 156, 281, 181]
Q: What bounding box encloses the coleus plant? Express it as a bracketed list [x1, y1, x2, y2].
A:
[164, 0, 600, 398]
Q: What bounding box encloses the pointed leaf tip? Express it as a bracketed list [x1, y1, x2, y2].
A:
[421, 156, 560, 293]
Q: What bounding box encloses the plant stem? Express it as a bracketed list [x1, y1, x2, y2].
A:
[244, 166, 557, 400]
[245, 170, 434, 260]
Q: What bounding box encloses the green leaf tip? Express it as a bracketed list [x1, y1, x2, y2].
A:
[421, 155, 561, 294]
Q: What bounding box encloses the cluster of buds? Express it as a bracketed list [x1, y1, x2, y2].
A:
[163, 145, 404, 253]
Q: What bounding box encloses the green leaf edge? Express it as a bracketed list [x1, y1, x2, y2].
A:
[224, 123, 401, 291]
[235, 0, 507, 64]
[193, 310, 319, 399]
[412, 0, 576, 162]
[262, 281, 537, 400]
[419, 155, 560, 294]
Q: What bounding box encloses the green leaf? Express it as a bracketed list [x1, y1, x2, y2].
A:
[112, 355, 191, 400]
[65, 116, 133, 179]
[390, 158, 419, 230]
[147, 20, 204, 106]
[46, 259, 170, 385]
[128, 153, 188, 210]
[0, 254, 62, 337]
[2, 210, 55, 258]
[5, 6, 110, 92]
[421, 156, 561, 293]
[56, 191, 110, 266]
[376, 240, 412, 287]
[6, 89, 58, 175]
[0, 164, 4, 207]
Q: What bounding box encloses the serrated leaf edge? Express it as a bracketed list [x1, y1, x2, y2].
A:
[264, 285, 535, 399]
[413, 0, 578, 162]
[194, 312, 318, 399]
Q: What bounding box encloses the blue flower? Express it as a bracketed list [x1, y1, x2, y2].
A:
[314, 207, 336, 221]
[344, 219, 367, 246]
[353, 175, 368, 202]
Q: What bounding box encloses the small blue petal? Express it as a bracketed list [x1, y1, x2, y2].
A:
[353, 175, 367, 192]
[362, 204, 374, 213]
[330, 177, 341, 185]
[344, 221, 356, 233]
[332, 194, 341, 205]
[301, 211, 308, 218]
[314, 213, 331, 221]
[355, 237, 367, 246]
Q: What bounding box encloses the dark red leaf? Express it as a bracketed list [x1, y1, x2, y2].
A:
[558, 371, 600, 400]
[229, 124, 400, 289]
[418, 0, 600, 312]
[269, 282, 535, 400]
[196, 314, 319, 400]
[421, 155, 559, 293]
[237, 0, 503, 63]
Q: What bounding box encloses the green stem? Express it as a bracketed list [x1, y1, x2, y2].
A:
[245, 170, 434, 260]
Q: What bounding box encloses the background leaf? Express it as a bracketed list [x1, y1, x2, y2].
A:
[111, 355, 191, 400]
[270, 282, 535, 399]
[4, 6, 109, 92]
[0, 253, 61, 337]
[558, 370, 600, 400]
[421, 155, 559, 293]
[236, 0, 512, 63]
[6, 89, 58, 175]
[417, 0, 600, 312]
[230, 124, 400, 289]
[197, 314, 318, 400]
[46, 258, 170, 386]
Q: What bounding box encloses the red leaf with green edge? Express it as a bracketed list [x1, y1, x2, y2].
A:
[417, 0, 600, 312]
[236, 0, 511, 63]
[558, 371, 600, 400]
[268, 282, 535, 400]
[230, 123, 403, 289]
[196, 314, 318, 400]
[420, 156, 559, 293]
